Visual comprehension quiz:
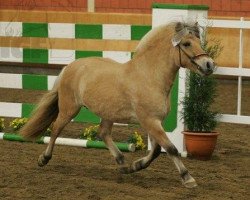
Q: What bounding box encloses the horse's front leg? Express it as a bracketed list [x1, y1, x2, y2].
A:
[119, 136, 161, 174]
[139, 117, 197, 188]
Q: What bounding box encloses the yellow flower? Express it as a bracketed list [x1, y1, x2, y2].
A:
[129, 131, 146, 150]
[81, 124, 100, 141]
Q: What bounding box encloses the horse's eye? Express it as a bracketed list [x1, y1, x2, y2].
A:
[183, 42, 191, 47]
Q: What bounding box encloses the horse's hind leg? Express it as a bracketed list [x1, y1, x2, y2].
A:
[139, 118, 197, 188]
[98, 120, 126, 166]
[38, 98, 80, 167]
[120, 136, 161, 174]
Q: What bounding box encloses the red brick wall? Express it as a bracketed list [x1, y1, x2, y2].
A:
[0, 0, 87, 12]
[0, 0, 249, 17]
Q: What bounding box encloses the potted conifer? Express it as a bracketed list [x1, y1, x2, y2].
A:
[181, 33, 223, 160]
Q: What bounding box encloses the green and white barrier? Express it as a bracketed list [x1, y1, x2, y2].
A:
[0, 73, 57, 90]
[0, 132, 135, 152]
[0, 22, 151, 40]
[0, 47, 133, 64]
[0, 22, 151, 64]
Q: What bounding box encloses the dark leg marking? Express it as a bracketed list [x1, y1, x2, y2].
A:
[119, 142, 162, 174]
[181, 169, 189, 179]
[134, 160, 145, 170]
[167, 145, 179, 157]
[152, 145, 161, 160]
[115, 154, 125, 165]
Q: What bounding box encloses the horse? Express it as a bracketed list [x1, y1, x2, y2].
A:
[20, 22, 215, 188]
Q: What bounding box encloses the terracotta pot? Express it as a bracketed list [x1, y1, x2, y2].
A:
[182, 131, 220, 160]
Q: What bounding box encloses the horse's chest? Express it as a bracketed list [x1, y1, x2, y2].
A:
[155, 100, 169, 118]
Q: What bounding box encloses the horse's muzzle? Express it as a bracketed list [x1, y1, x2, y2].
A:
[197, 58, 215, 76]
[204, 60, 215, 75]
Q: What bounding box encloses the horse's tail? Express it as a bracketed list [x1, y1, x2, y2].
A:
[20, 69, 64, 139]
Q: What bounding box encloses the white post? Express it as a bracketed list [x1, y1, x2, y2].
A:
[87, 0, 95, 12]
[237, 17, 244, 116]
[152, 3, 209, 153]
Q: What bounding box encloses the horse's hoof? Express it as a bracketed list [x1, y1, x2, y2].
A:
[119, 165, 133, 174]
[119, 166, 129, 174]
[37, 154, 50, 167]
[183, 178, 198, 188]
[38, 156, 46, 167]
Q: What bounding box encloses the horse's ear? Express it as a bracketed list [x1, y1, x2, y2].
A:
[193, 22, 200, 38]
[175, 22, 184, 33]
[172, 23, 188, 46]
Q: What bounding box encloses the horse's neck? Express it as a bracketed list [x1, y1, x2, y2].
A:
[130, 46, 179, 94]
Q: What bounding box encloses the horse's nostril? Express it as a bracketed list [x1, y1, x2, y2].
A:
[206, 61, 213, 70]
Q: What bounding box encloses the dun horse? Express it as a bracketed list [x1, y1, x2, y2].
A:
[20, 22, 215, 188]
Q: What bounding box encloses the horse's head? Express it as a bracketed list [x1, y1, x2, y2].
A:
[172, 22, 215, 76]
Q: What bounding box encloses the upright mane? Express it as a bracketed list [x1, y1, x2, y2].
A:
[134, 22, 200, 57]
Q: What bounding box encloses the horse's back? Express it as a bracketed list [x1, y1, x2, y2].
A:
[61, 57, 124, 83]
[73, 57, 123, 68]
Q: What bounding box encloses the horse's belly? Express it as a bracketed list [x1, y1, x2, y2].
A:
[83, 95, 137, 123]
[94, 108, 137, 123]
[105, 106, 138, 123]
[96, 104, 137, 123]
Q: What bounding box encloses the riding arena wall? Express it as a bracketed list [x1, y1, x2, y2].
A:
[1, 0, 249, 17]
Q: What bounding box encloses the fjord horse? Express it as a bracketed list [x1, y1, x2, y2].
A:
[20, 22, 215, 188]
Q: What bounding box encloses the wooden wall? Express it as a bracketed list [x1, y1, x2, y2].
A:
[208, 26, 250, 68]
[0, 0, 249, 17]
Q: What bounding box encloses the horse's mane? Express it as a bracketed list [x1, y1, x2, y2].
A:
[134, 22, 200, 57]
